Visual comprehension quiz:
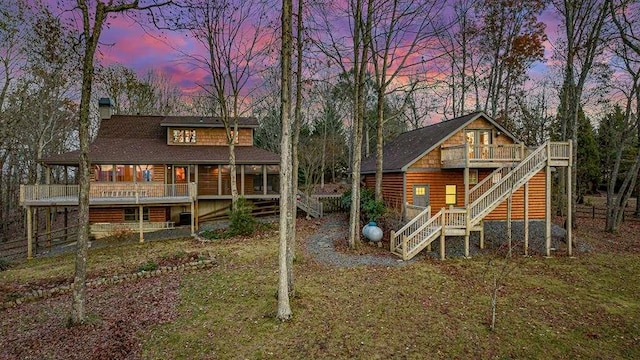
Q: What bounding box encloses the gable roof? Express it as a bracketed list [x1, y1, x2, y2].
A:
[41, 115, 279, 165]
[360, 112, 518, 174]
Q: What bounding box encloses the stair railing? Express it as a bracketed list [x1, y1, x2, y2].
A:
[468, 166, 511, 204]
[390, 205, 431, 254]
[468, 143, 548, 224]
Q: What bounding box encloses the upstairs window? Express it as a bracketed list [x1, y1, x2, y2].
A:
[172, 129, 197, 143]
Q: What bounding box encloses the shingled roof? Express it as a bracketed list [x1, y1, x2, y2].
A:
[41, 115, 278, 165]
[360, 112, 516, 174]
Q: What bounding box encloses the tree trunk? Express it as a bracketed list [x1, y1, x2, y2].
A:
[277, 0, 293, 321]
[374, 85, 384, 201]
[70, 16, 102, 324]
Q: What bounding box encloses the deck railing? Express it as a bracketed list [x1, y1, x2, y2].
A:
[20, 182, 196, 204]
[441, 143, 524, 166]
[443, 207, 467, 229]
[550, 142, 571, 160]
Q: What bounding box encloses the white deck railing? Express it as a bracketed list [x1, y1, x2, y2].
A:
[391, 205, 431, 254]
[20, 182, 197, 204]
[441, 143, 524, 165]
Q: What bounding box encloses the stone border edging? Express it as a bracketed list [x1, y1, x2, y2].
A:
[1, 259, 216, 310]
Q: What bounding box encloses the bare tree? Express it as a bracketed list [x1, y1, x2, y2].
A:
[66, 0, 171, 326]
[182, 0, 269, 208]
[277, 0, 293, 321]
[369, 0, 445, 201]
[604, 0, 640, 232]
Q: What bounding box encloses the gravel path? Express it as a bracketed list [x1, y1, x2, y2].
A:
[304, 214, 411, 267]
[304, 214, 586, 266]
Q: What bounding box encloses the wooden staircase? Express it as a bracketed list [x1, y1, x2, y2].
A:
[391, 141, 571, 260]
[296, 192, 323, 218]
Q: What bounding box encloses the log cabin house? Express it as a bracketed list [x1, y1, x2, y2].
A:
[360, 112, 573, 260]
[19, 99, 282, 257]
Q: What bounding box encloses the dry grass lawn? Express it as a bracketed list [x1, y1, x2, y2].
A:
[1, 215, 639, 359]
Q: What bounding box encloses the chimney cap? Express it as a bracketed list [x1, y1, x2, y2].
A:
[98, 98, 112, 106]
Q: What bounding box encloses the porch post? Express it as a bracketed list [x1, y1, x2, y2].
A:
[240, 165, 245, 196]
[524, 182, 529, 256]
[195, 199, 199, 231]
[138, 205, 144, 243]
[567, 140, 573, 256]
[464, 167, 469, 207]
[27, 206, 33, 259]
[263, 166, 267, 195]
[546, 143, 552, 257]
[46, 207, 52, 248]
[218, 165, 222, 196]
[190, 200, 195, 236]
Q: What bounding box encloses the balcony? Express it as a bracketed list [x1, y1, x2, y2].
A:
[19, 182, 197, 207]
[441, 143, 525, 169]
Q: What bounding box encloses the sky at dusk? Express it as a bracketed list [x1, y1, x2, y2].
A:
[76, 2, 566, 97]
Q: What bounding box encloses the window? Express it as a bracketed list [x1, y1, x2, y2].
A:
[124, 208, 149, 221]
[266, 165, 280, 194]
[469, 170, 478, 185]
[93, 165, 114, 182]
[172, 129, 197, 143]
[136, 165, 154, 182]
[445, 185, 457, 205]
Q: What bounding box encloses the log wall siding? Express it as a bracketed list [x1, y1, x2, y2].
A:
[89, 207, 168, 223]
[149, 207, 167, 222]
[89, 208, 123, 223]
[410, 118, 515, 169]
[168, 127, 253, 146]
[403, 168, 546, 220]
[363, 173, 404, 209]
[485, 170, 546, 220]
[405, 170, 465, 208]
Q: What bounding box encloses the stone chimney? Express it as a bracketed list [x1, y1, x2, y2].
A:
[98, 98, 113, 120]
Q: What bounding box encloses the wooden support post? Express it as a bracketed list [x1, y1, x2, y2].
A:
[524, 182, 529, 256]
[27, 207, 33, 259]
[464, 167, 469, 207]
[46, 207, 52, 248]
[440, 208, 445, 260]
[390, 230, 395, 252]
[139, 205, 144, 243]
[507, 194, 512, 254]
[190, 200, 195, 236]
[567, 140, 573, 256]
[464, 208, 470, 258]
[479, 220, 485, 249]
[195, 199, 199, 232]
[546, 143, 552, 257]
[402, 234, 407, 260]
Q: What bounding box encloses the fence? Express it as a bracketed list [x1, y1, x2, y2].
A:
[0, 225, 79, 261]
[314, 195, 347, 213]
[576, 205, 640, 222]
